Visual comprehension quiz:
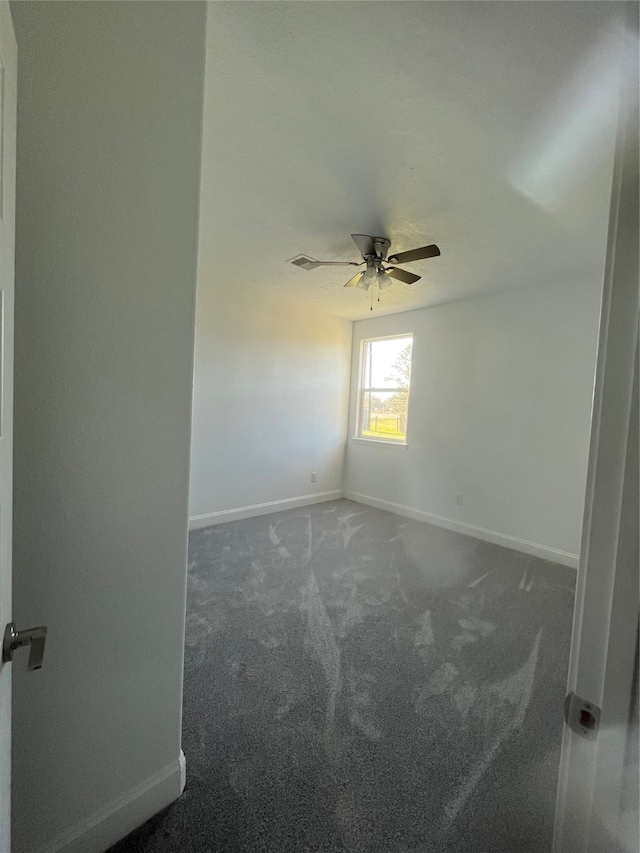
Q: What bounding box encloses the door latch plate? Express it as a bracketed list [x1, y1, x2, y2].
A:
[564, 692, 600, 741]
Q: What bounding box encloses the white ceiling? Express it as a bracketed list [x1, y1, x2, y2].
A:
[200, 1, 625, 321]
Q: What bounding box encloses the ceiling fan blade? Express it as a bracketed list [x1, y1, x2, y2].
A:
[387, 244, 440, 265]
[290, 255, 359, 270]
[351, 234, 375, 259]
[343, 271, 365, 288]
[385, 266, 421, 285]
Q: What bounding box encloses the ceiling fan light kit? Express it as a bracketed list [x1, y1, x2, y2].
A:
[289, 233, 440, 308]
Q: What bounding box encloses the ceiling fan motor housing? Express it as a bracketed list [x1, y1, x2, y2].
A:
[371, 237, 391, 260]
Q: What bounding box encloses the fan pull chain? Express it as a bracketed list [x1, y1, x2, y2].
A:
[370, 286, 373, 311]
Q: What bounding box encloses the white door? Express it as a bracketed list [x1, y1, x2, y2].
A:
[0, 3, 16, 850]
[553, 8, 639, 853]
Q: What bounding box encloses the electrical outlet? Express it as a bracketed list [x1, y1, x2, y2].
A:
[311, 472, 317, 483]
[454, 493, 463, 506]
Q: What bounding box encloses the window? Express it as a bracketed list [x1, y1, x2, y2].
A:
[356, 335, 413, 443]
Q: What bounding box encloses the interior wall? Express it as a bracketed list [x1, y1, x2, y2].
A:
[189, 4, 352, 524]
[189, 283, 352, 523]
[344, 279, 603, 564]
[10, 3, 205, 852]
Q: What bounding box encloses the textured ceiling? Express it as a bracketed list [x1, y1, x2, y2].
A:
[199, 1, 625, 320]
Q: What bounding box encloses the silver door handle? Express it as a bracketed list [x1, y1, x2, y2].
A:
[2, 622, 47, 671]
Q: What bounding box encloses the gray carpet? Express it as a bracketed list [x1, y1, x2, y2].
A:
[110, 499, 575, 853]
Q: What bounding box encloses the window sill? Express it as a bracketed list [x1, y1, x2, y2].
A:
[351, 438, 408, 450]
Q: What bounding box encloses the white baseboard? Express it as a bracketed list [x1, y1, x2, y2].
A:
[34, 751, 186, 853]
[344, 491, 579, 569]
[179, 748, 186, 795]
[189, 490, 344, 530]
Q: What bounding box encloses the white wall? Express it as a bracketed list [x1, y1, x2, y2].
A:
[344, 280, 603, 565]
[188, 6, 352, 525]
[11, 3, 205, 852]
[189, 283, 352, 523]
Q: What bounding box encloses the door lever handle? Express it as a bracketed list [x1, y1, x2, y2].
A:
[3, 622, 48, 671]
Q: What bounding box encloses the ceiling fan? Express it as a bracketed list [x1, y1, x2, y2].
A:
[289, 234, 440, 291]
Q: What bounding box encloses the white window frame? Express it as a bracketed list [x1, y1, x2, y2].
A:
[354, 333, 413, 447]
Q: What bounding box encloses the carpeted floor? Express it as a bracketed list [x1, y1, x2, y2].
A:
[110, 499, 576, 853]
